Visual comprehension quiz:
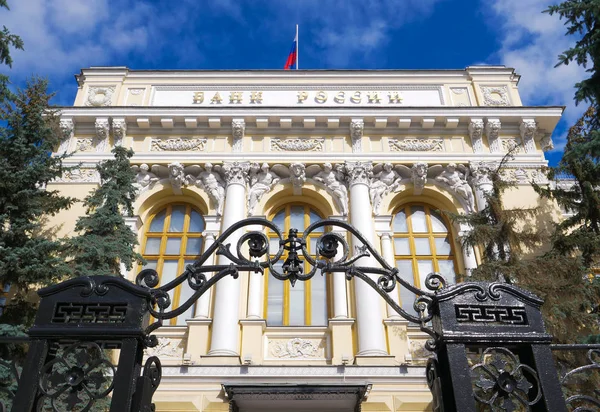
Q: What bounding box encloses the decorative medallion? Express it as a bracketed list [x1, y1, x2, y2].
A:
[389, 138, 444, 152]
[85, 86, 115, 107]
[270, 138, 324, 152]
[480, 86, 510, 106]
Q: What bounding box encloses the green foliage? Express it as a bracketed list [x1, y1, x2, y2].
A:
[0, 0, 24, 103]
[0, 79, 75, 323]
[546, 0, 600, 109]
[448, 155, 600, 343]
[447, 154, 541, 283]
[65, 146, 145, 277]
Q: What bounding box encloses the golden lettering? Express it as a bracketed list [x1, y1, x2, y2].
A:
[249, 91, 263, 104]
[315, 91, 328, 104]
[210, 92, 223, 104]
[350, 91, 362, 104]
[297, 91, 308, 103]
[229, 92, 243, 104]
[367, 91, 381, 103]
[388, 92, 403, 104]
[193, 91, 204, 104]
[334, 91, 345, 104]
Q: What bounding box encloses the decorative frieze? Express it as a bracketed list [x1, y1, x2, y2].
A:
[144, 337, 184, 358]
[150, 137, 207, 152]
[388, 138, 443, 152]
[75, 138, 94, 152]
[468, 119, 484, 153]
[86, 86, 115, 107]
[501, 138, 524, 153]
[55, 168, 100, 183]
[480, 85, 510, 106]
[231, 119, 245, 152]
[270, 138, 324, 152]
[269, 338, 326, 359]
[350, 119, 364, 153]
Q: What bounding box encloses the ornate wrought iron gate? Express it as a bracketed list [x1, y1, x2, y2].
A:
[0, 218, 598, 411]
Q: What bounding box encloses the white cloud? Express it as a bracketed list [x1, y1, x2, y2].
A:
[489, 0, 587, 153]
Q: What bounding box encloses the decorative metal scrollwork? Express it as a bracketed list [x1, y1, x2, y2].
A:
[136, 217, 445, 348]
[38, 342, 115, 412]
[561, 349, 600, 412]
[471, 347, 541, 411]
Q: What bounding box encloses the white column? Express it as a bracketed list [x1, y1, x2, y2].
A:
[470, 162, 494, 211]
[194, 231, 217, 318]
[345, 161, 388, 356]
[121, 216, 142, 278]
[246, 217, 266, 319]
[379, 232, 402, 318]
[207, 162, 249, 357]
[329, 215, 349, 319]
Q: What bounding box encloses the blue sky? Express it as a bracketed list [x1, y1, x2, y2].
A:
[0, 0, 586, 166]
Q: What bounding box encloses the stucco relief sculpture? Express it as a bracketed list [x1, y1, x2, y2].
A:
[168, 162, 188, 193]
[388, 138, 444, 152]
[186, 163, 226, 216]
[58, 119, 74, 153]
[144, 337, 184, 358]
[289, 163, 306, 190]
[231, 119, 245, 152]
[308, 163, 348, 216]
[502, 138, 524, 153]
[112, 118, 126, 147]
[350, 119, 364, 153]
[132, 164, 160, 194]
[269, 338, 325, 359]
[75, 139, 94, 152]
[520, 119, 537, 153]
[480, 85, 510, 106]
[540, 133, 554, 152]
[55, 168, 100, 183]
[150, 137, 207, 152]
[247, 163, 281, 216]
[486, 119, 502, 153]
[433, 163, 475, 212]
[469, 119, 484, 153]
[85, 86, 115, 107]
[369, 163, 400, 215]
[94, 118, 109, 152]
[270, 138, 324, 152]
[411, 162, 429, 195]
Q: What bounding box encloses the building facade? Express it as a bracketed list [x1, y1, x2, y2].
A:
[50, 67, 563, 411]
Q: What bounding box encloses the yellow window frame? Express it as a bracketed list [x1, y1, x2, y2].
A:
[142, 203, 205, 326]
[263, 203, 331, 326]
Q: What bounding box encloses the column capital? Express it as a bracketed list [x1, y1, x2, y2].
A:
[469, 161, 497, 189]
[222, 161, 250, 187]
[345, 161, 373, 187]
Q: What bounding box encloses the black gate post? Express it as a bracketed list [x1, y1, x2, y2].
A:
[428, 282, 568, 411]
[10, 276, 157, 412]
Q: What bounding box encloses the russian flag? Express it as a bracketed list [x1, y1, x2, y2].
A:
[284, 31, 297, 70]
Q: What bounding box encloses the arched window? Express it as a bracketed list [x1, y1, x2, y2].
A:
[265, 204, 328, 326]
[142, 204, 205, 325]
[393, 204, 457, 316]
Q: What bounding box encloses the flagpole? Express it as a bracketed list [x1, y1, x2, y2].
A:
[296, 24, 299, 70]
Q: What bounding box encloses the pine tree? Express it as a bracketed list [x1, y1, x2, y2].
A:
[448, 156, 600, 343]
[65, 146, 145, 277]
[0, 0, 24, 103]
[0, 79, 75, 324]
